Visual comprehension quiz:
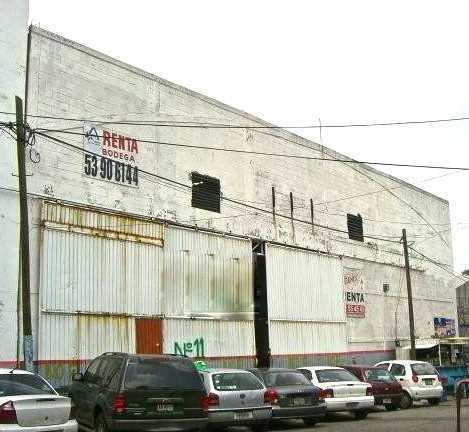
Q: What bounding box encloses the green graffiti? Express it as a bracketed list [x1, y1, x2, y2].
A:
[174, 337, 205, 358]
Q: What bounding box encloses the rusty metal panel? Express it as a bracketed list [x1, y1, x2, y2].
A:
[42, 202, 164, 246]
[163, 318, 255, 358]
[38, 313, 135, 361]
[41, 229, 163, 315]
[163, 227, 254, 317]
[266, 244, 347, 322]
[269, 321, 347, 356]
[136, 318, 163, 354]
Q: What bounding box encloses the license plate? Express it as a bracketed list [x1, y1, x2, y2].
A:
[383, 398, 392, 404]
[346, 402, 359, 408]
[157, 404, 174, 412]
[424, 379, 433, 385]
[234, 411, 253, 420]
[294, 397, 306, 406]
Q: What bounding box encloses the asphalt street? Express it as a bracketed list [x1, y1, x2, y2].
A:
[229, 399, 469, 432]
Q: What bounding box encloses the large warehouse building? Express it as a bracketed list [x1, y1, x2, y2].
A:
[0, 2, 459, 387]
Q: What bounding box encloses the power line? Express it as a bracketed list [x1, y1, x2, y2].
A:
[3, 110, 469, 129]
[30, 128, 469, 172]
[409, 245, 467, 284]
[33, 130, 400, 243]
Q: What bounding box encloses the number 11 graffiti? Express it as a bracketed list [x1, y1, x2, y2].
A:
[174, 337, 205, 357]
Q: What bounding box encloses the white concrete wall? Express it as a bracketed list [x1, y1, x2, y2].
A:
[0, 0, 28, 365]
[0, 25, 458, 364]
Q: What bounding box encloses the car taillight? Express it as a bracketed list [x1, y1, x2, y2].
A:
[264, 388, 279, 405]
[319, 389, 334, 400]
[69, 402, 76, 420]
[366, 387, 373, 396]
[202, 393, 219, 412]
[112, 393, 126, 414]
[412, 374, 419, 383]
[0, 401, 18, 424]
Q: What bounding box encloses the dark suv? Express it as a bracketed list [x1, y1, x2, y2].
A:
[69, 353, 208, 431]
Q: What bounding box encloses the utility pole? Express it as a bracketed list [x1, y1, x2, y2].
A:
[402, 228, 416, 360]
[15, 96, 33, 371]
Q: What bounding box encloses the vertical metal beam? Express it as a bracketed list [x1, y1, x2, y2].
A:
[290, 192, 295, 242]
[310, 199, 315, 235]
[271, 186, 276, 223]
[402, 228, 416, 361]
[15, 96, 33, 371]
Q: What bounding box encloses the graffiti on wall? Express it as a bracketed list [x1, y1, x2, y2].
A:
[174, 337, 205, 358]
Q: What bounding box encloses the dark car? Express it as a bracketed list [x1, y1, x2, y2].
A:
[69, 353, 208, 431]
[342, 365, 403, 411]
[248, 368, 326, 426]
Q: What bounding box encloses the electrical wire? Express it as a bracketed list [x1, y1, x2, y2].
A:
[3, 110, 469, 129]
[33, 130, 401, 243]
[29, 128, 469, 172]
[409, 245, 467, 283]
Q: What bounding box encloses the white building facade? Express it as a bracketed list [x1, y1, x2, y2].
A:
[0, 16, 458, 387]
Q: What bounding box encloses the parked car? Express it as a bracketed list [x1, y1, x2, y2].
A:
[374, 360, 443, 409]
[69, 353, 208, 431]
[0, 368, 77, 431]
[342, 365, 403, 411]
[199, 368, 271, 431]
[248, 368, 326, 426]
[298, 366, 374, 419]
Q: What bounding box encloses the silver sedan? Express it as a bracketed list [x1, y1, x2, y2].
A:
[0, 368, 77, 431]
[200, 368, 271, 431]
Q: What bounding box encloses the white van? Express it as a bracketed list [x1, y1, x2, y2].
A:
[374, 360, 443, 409]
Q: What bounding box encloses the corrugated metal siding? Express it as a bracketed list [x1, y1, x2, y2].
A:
[269, 321, 347, 356]
[42, 201, 164, 245]
[163, 227, 254, 316]
[38, 313, 135, 360]
[41, 229, 163, 315]
[163, 318, 255, 357]
[266, 244, 346, 322]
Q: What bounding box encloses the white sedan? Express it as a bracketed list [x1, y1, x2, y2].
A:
[0, 368, 77, 431]
[298, 366, 374, 419]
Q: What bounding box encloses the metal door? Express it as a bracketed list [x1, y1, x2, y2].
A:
[136, 318, 163, 354]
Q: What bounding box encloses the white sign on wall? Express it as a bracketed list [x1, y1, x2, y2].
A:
[344, 269, 366, 318]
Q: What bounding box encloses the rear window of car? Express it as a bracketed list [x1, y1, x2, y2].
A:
[124, 358, 203, 391]
[0, 374, 56, 397]
[211, 373, 264, 391]
[365, 369, 396, 383]
[316, 369, 360, 383]
[411, 363, 437, 376]
[265, 371, 311, 387]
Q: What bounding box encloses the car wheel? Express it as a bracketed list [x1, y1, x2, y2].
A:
[384, 403, 398, 411]
[399, 393, 413, 410]
[303, 417, 318, 426]
[95, 413, 109, 432]
[428, 398, 440, 406]
[354, 410, 368, 420]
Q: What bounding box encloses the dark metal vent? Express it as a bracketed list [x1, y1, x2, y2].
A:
[347, 213, 364, 242]
[191, 172, 221, 213]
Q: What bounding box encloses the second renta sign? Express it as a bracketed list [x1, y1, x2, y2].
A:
[344, 270, 366, 318]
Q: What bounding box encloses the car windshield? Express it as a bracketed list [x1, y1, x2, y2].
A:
[211, 372, 263, 391]
[265, 371, 311, 387]
[411, 363, 438, 376]
[365, 369, 396, 383]
[316, 369, 360, 383]
[124, 358, 203, 390]
[0, 374, 56, 397]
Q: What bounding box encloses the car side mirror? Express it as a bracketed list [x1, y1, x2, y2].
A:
[72, 372, 83, 382]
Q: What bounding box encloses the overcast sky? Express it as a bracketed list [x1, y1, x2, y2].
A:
[29, 0, 469, 272]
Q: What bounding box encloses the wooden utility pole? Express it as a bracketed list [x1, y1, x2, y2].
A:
[310, 199, 315, 234]
[15, 96, 33, 371]
[402, 229, 416, 360]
